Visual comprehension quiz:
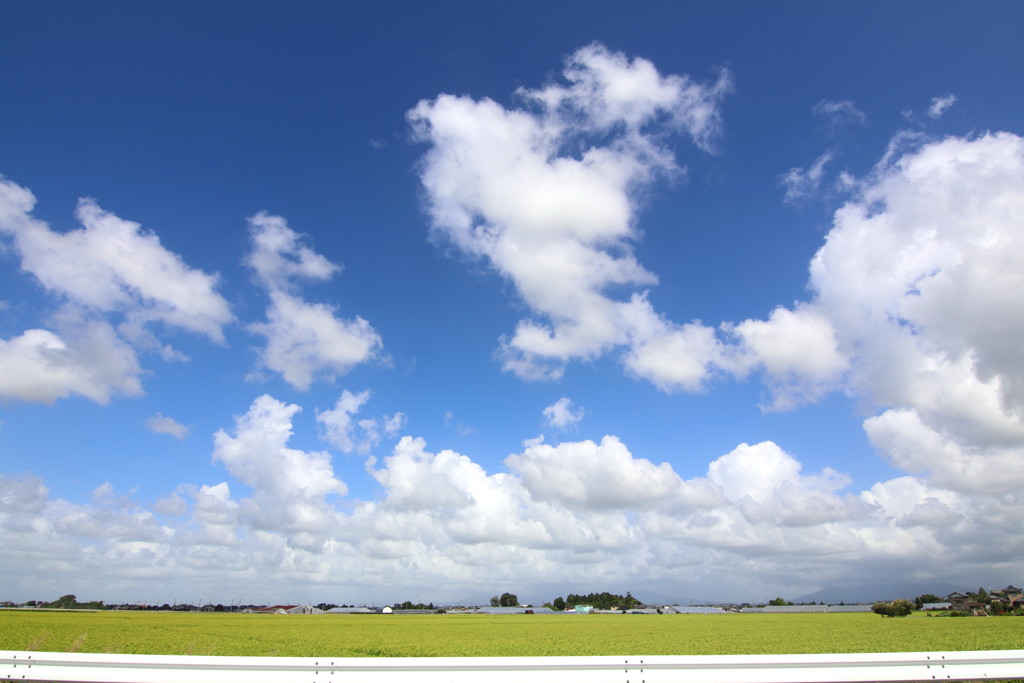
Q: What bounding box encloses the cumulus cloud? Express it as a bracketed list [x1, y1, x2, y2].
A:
[212, 394, 347, 550]
[410, 43, 731, 387]
[0, 178, 233, 342]
[0, 176, 232, 403]
[146, 413, 189, 440]
[0, 322, 142, 404]
[706, 441, 857, 527]
[728, 306, 848, 410]
[729, 130, 1024, 459]
[246, 214, 382, 390]
[805, 132, 1024, 479]
[245, 212, 339, 291]
[542, 397, 584, 429]
[508, 435, 718, 511]
[316, 389, 406, 454]
[8, 419, 1022, 603]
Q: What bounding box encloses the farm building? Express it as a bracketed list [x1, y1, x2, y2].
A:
[922, 602, 952, 610]
[664, 606, 729, 614]
[253, 605, 324, 615]
[473, 606, 559, 615]
[741, 604, 872, 613]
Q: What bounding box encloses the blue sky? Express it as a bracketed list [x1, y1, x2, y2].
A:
[2, 1, 1023, 606]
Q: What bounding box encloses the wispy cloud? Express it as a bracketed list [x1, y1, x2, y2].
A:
[145, 413, 189, 440]
[928, 93, 957, 119]
[813, 99, 866, 130]
[780, 151, 835, 204]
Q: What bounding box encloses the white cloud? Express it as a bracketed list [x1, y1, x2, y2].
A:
[410, 44, 730, 387]
[244, 212, 338, 291]
[146, 413, 189, 440]
[212, 394, 346, 550]
[0, 473, 49, 513]
[813, 99, 866, 129]
[928, 94, 957, 119]
[0, 176, 232, 404]
[4, 418, 1024, 603]
[730, 131, 1024, 486]
[809, 132, 1024, 421]
[542, 397, 584, 429]
[0, 178, 233, 342]
[728, 306, 848, 410]
[864, 409, 1024, 495]
[780, 150, 834, 204]
[246, 214, 382, 390]
[621, 302, 723, 393]
[0, 322, 142, 404]
[725, 130, 1024, 514]
[316, 389, 371, 453]
[706, 441, 856, 527]
[507, 435, 719, 511]
[316, 390, 405, 454]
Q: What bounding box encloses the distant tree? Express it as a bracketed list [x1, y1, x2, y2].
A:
[914, 594, 943, 609]
[52, 594, 77, 609]
[490, 595, 500, 607]
[562, 592, 641, 610]
[872, 600, 913, 617]
[768, 597, 790, 606]
[552, 597, 566, 611]
[977, 587, 989, 604]
[890, 599, 913, 616]
[499, 592, 519, 607]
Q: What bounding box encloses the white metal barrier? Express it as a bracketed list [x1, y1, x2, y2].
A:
[2, 649, 1023, 682]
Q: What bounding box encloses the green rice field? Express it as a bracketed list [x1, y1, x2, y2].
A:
[1, 611, 1022, 657]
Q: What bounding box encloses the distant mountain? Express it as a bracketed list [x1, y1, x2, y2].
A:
[632, 589, 713, 607]
[796, 581, 965, 604]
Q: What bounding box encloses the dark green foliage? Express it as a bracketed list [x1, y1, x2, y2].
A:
[872, 599, 913, 617]
[561, 591, 641, 610]
[489, 593, 519, 607]
[913, 594, 943, 609]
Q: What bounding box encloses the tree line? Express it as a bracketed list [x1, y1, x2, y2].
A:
[545, 591, 641, 611]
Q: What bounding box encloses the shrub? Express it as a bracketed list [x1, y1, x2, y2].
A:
[872, 600, 913, 618]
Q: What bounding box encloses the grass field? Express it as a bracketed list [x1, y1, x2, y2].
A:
[1, 611, 1022, 657]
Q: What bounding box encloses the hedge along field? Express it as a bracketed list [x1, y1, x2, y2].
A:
[1, 611, 1022, 657]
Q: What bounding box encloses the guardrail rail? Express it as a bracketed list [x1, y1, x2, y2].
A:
[3, 649, 1023, 682]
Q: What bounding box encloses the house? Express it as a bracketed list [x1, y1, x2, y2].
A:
[947, 593, 984, 613]
[990, 585, 1023, 609]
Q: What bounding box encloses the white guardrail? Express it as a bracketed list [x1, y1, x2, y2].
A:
[2, 650, 1023, 683]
